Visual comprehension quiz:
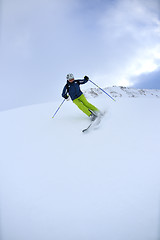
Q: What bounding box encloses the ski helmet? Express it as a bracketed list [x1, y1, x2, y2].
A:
[66, 73, 74, 80]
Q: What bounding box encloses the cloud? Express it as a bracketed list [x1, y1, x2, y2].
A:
[0, 0, 80, 110]
[131, 68, 160, 89]
[92, 0, 160, 86]
[0, 0, 160, 111]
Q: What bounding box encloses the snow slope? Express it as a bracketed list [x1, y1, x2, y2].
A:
[0, 87, 160, 240]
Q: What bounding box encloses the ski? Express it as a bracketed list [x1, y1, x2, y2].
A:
[82, 111, 105, 133]
[82, 123, 93, 133]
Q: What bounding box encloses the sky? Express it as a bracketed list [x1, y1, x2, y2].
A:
[0, 0, 160, 111]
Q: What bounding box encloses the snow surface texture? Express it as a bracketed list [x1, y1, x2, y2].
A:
[0, 87, 160, 240]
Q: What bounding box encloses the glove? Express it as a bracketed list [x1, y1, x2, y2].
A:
[84, 75, 89, 81]
[64, 95, 69, 100]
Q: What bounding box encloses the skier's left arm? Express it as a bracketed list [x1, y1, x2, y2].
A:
[77, 76, 89, 85]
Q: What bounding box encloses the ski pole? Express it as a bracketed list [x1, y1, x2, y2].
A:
[52, 99, 65, 118]
[89, 79, 116, 102]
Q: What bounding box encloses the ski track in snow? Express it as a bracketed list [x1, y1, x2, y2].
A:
[0, 87, 160, 240]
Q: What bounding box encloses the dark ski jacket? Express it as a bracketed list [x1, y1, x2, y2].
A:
[62, 78, 88, 101]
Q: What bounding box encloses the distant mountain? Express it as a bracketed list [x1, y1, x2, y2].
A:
[84, 86, 160, 99]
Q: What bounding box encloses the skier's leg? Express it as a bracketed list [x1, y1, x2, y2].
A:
[73, 98, 91, 117]
[78, 94, 99, 113]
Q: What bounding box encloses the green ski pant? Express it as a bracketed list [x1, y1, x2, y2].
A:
[73, 94, 99, 117]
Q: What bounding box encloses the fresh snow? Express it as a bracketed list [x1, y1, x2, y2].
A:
[0, 87, 160, 240]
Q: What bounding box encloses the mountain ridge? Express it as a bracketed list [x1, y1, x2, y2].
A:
[84, 85, 160, 99]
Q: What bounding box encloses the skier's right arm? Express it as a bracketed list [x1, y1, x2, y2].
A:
[62, 84, 69, 99]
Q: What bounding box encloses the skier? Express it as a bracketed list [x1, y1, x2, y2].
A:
[62, 73, 100, 121]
